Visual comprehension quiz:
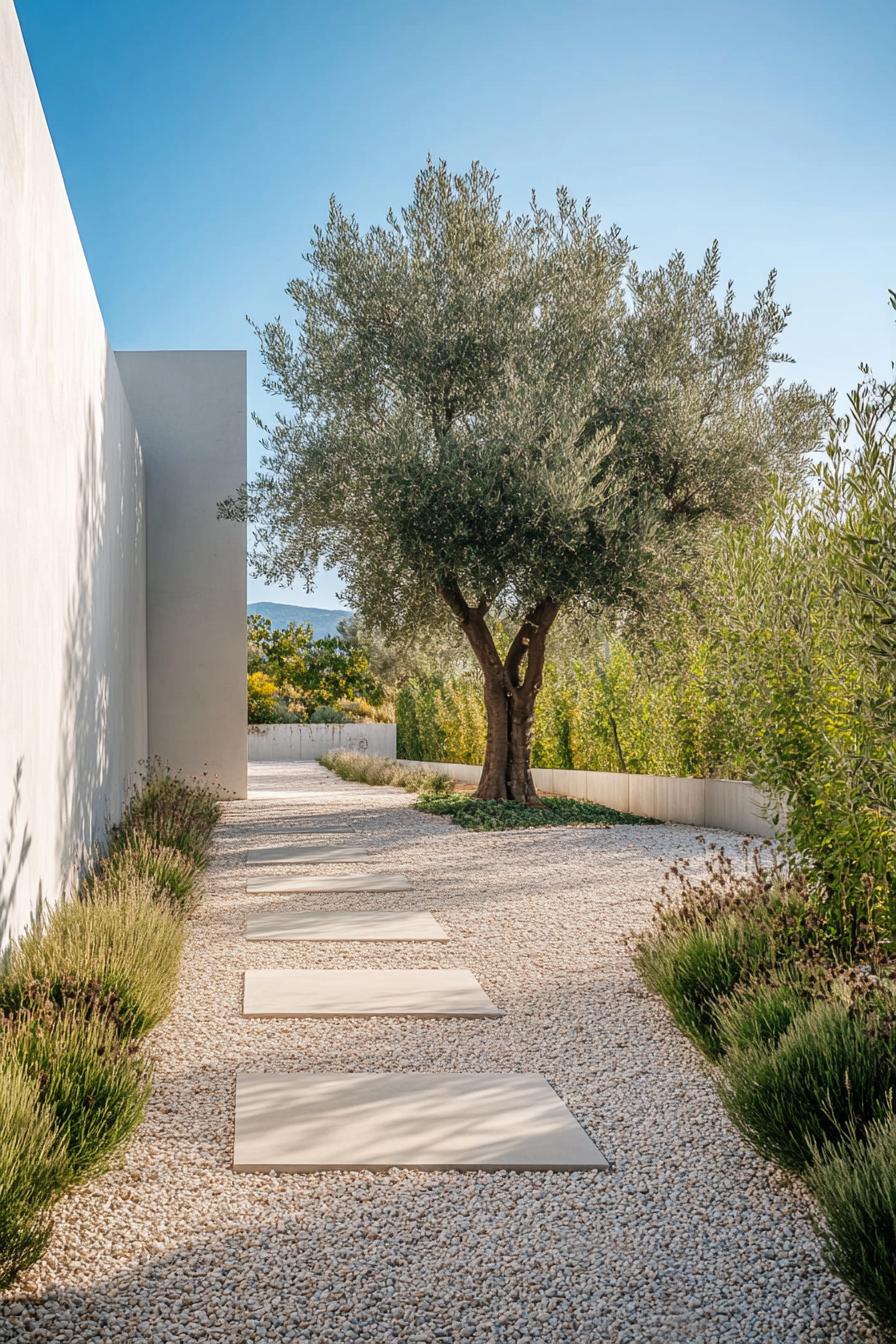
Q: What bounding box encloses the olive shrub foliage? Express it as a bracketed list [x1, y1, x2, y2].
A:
[225, 160, 824, 798]
[232, 160, 820, 631]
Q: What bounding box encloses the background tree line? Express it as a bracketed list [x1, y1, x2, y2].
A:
[247, 614, 390, 724]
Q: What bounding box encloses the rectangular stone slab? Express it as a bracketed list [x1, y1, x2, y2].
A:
[245, 911, 448, 942]
[233, 1073, 609, 1171]
[242, 969, 502, 1018]
[248, 824, 356, 845]
[248, 790, 383, 801]
[246, 872, 411, 894]
[244, 843, 371, 866]
[247, 841, 353, 864]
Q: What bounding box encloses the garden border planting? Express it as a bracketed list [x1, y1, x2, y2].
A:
[0, 767, 221, 1292]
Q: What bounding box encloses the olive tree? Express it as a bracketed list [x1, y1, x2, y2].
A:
[227, 160, 824, 802]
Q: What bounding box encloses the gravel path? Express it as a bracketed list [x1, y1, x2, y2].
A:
[1, 762, 879, 1344]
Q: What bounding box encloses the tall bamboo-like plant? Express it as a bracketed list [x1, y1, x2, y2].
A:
[713, 297, 896, 946]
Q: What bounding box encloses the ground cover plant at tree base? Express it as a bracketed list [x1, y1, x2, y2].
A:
[319, 750, 652, 829]
[416, 791, 654, 831]
[0, 766, 220, 1292]
[225, 158, 825, 803]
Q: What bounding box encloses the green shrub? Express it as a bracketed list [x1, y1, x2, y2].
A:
[109, 768, 220, 869]
[335, 697, 394, 723]
[433, 679, 487, 766]
[395, 677, 447, 763]
[248, 669, 295, 723]
[807, 1115, 896, 1342]
[85, 834, 199, 914]
[0, 1058, 68, 1291]
[709, 341, 896, 951]
[320, 750, 452, 793]
[417, 791, 654, 832]
[0, 765, 220, 1293]
[635, 919, 751, 1059]
[394, 634, 745, 781]
[0, 972, 130, 1035]
[640, 844, 848, 988]
[715, 980, 808, 1055]
[3, 889, 185, 1038]
[309, 704, 350, 723]
[718, 999, 896, 1172]
[2, 1005, 151, 1186]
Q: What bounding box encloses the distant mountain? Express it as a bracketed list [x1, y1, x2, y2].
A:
[247, 602, 352, 640]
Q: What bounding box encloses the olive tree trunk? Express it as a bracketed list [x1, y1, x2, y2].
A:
[439, 581, 559, 804]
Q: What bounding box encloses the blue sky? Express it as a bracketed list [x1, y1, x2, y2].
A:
[16, 0, 895, 609]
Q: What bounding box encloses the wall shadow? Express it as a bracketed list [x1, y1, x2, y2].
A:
[1, 343, 147, 947]
[54, 346, 147, 895]
[0, 758, 35, 946]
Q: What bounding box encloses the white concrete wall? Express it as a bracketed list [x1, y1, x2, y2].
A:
[249, 724, 397, 761]
[117, 352, 247, 799]
[398, 760, 777, 837]
[0, 0, 148, 945]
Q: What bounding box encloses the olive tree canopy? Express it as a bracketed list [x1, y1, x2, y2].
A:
[226, 160, 825, 801]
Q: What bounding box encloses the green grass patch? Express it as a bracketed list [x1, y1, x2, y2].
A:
[415, 790, 656, 831]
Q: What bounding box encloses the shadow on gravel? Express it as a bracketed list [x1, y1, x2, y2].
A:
[0, 1183, 871, 1344]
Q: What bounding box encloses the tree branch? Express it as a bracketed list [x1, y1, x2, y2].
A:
[520, 599, 560, 696]
[504, 599, 561, 692]
[438, 576, 510, 691]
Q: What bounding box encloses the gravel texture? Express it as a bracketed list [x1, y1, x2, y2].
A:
[1, 762, 880, 1343]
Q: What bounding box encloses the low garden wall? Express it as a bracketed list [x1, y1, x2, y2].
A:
[399, 759, 777, 837]
[249, 723, 397, 761]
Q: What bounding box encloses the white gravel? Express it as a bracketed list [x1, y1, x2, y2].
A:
[0, 762, 880, 1343]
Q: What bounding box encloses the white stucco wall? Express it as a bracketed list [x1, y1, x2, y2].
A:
[249, 724, 397, 761]
[0, 0, 148, 945]
[116, 352, 248, 799]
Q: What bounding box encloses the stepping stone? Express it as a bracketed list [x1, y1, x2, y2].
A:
[246, 840, 355, 864]
[245, 911, 448, 942]
[233, 1072, 609, 1171]
[248, 790, 381, 801]
[242, 969, 502, 1018]
[250, 822, 355, 838]
[246, 872, 411, 894]
[244, 843, 371, 866]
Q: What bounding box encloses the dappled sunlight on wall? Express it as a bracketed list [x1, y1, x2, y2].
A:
[55, 351, 147, 903]
[0, 1, 148, 946]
